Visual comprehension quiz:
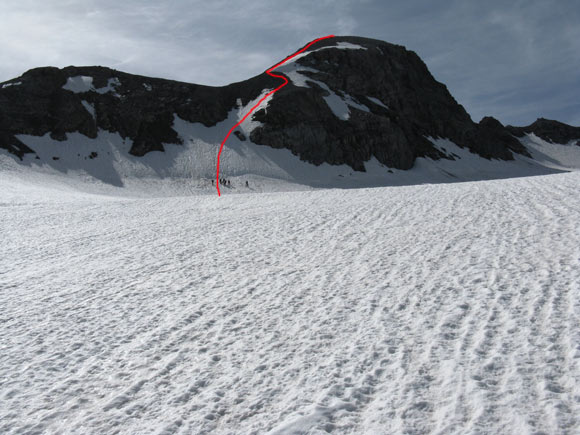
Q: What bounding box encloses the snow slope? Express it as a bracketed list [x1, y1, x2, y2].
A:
[1, 171, 579, 434]
[1, 125, 576, 198]
[519, 133, 580, 171]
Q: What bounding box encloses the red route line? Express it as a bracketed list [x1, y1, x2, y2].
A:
[215, 34, 335, 196]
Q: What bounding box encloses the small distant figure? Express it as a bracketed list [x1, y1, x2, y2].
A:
[227, 180, 231, 187]
[245, 180, 249, 188]
[233, 130, 246, 141]
[211, 179, 214, 186]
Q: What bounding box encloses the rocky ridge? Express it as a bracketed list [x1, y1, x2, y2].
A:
[0, 36, 578, 172]
[507, 118, 580, 146]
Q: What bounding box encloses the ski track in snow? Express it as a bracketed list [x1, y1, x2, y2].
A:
[1, 173, 579, 434]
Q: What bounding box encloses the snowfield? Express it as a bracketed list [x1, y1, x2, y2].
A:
[1, 168, 579, 434]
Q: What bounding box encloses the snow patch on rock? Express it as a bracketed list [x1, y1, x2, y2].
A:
[63, 76, 94, 93]
[367, 96, 389, 110]
[334, 41, 367, 50]
[518, 133, 580, 171]
[2, 81, 22, 88]
[282, 40, 369, 65]
[276, 63, 369, 119]
[236, 88, 274, 137]
[63, 76, 121, 96]
[3, 125, 574, 199]
[0, 167, 579, 434]
[81, 100, 96, 119]
[95, 77, 121, 96]
[317, 83, 369, 121]
[278, 66, 319, 88]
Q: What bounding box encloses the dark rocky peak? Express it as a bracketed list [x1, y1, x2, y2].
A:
[250, 36, 528, 170]
[506, 118, 580, 145]
[1, 35, 575, 174]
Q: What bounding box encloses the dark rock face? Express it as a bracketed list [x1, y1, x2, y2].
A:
[507, 118, 580, 146]
[0, 65, 277, 159]
[0, 35, 573, 172]
[251, 36, 531, 169]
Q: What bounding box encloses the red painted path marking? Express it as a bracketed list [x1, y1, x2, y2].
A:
[215, 35, 335, 196]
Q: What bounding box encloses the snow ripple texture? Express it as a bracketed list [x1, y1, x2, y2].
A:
[1, 173, 579, 434]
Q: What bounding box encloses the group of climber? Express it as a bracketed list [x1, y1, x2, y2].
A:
[211, 179, 250, 188]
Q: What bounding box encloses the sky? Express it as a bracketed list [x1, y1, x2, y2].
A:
[1, 0, 579, 126]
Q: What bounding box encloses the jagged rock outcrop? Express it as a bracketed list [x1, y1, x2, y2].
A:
[0, 35, 574, 171]
[0, 65, 276, 158]
[506, 118, 580, 146]
[251, 37, 529, 170]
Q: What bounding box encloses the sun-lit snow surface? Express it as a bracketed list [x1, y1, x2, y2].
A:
[367, 96, 389, 110]
[1, 169, 579, 434]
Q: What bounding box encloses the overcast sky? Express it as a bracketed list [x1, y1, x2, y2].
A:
[1, 0, 578, 126]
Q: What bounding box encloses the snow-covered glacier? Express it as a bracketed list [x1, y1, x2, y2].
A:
[1, 166, 579, 434]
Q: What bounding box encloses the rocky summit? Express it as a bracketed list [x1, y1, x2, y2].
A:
[0, 36, 578, 171]
[506, 118, 580, 146]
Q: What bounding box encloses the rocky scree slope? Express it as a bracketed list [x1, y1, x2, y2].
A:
[0, 36, 577, 172]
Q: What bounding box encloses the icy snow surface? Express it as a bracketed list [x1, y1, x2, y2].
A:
[1, 168, 579, 434]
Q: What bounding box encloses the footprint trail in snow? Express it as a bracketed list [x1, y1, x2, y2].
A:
[1, 172, 579, 434]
